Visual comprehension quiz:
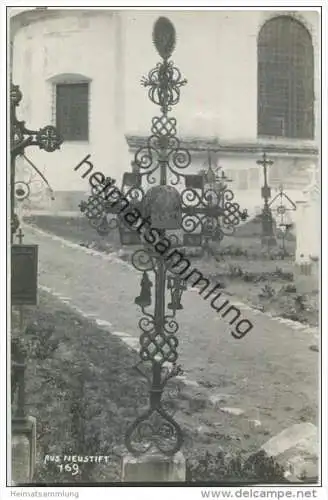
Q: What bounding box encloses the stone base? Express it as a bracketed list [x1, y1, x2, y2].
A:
[11, 416, 36, 485]
[121, 451, 186, 482]
[261, 422, 318, 483]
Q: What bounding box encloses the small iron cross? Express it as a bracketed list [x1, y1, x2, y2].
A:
[16, 228, 24, 244]
[256, 152, 274, 169]
[257, 152, 274, 186]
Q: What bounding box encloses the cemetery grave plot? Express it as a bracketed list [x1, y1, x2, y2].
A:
[24, 214, 318, 327]
[13, 290, 291, 484]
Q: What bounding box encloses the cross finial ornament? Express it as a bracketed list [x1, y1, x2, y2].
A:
[152, 17, 176, 60]
[256, 151, 274, 168]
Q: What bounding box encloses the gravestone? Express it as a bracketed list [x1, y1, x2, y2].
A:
[122, 451, 186, 482]
[11, 245, 38, 305]
[294, 164, 320, 293]
[11, 416, 37, 484]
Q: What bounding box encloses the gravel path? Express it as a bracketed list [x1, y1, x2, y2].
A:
[25, 224, 319, 442]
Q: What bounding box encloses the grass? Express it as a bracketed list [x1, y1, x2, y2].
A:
[24, 214, 121, 253]
[190, 259, 318, 326]
[13, 292, 147, 483]
[12, 291, 294, 484]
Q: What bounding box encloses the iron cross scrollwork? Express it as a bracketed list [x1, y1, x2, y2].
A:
[10, 82, 62, 429]
[10, 84, 62, 156]
[10, 83, 62, 241]
[80, 17, 249, 457]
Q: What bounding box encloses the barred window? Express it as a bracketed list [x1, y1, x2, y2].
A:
[258, 16, 314, 140]
[56, 82, 89, 141]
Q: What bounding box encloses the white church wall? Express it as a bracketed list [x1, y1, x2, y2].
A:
[11, 9, 320, 205]
[12, 10, 125, 193]
[122, 9, 320, 206]
[122, 10, 258, 141]
[122, 10, 319, 143]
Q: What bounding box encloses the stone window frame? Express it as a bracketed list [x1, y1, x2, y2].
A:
[48, 73, 92, 143]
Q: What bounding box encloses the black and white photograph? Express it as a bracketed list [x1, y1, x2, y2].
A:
[2, 2, 326, 498]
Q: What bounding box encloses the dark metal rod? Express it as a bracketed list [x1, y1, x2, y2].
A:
[263, 165, 268, 205]
[11, 154, 16, 244]
[150, 361, 162, 410]
[22, 153, 55, 196]
[16, 362, 26, 418]
[19, 306, 24, 332]
[154, 253, 166, 335]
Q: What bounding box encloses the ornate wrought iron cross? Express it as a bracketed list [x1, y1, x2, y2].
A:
[10, 84, 62, 429]
[268, 184, 296, 257]
[10, 83, 62, 241]
[80, 17, 248, 457]
[201, 151, 244, 256]
[204, 151, 232, 190]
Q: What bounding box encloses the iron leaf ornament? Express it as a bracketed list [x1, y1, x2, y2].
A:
[142, 17, 187, 115]
[153, 17, 176, 60]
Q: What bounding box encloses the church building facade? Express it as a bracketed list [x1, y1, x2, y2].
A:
[10, 8, 320, 215]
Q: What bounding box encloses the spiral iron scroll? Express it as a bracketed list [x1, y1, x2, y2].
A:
[133, 249, 180, 366]
[11, 84, 62, 241]
[78, 16, 249, 457]
[128, 233, 183, 455]
[134, 134, 191, 185]
[14, 154, 55, 207]
[125, 404, 183, 456]
[134, 17, 190, 187]
[180, 186, 248, 240]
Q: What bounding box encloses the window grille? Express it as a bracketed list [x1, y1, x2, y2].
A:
[55, 82, 89, 141]
[258, 16, 314, 140]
